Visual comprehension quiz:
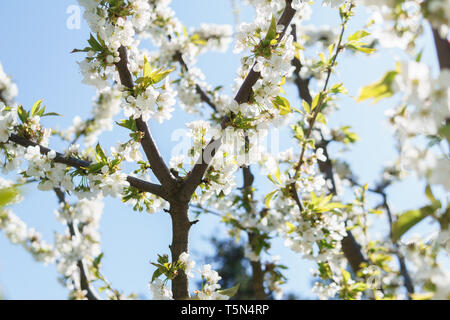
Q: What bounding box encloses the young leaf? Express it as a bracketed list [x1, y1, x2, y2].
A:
[438, 124, 450, 142]
[273, 96, 291, 115]
[0, 187, 19, 208]
[302, 100, 311, 114]
[17, 105, 29, 123]
[88, 34, 103, 52]
[347, 30, 370, 42]
[150, 67, 175, 84]
[311, 93, 321, 112]
[291, 124, 304, 141]
[42, 112, 61, 117]
[357, 70, 399, 103]
[144, 56, 152, 78]
[30, 100, 43, 117]
[116, 118, 137, 132]
[95, 143, 108, 163]
[286, 221, 296, 234]
[264, 190, 278, 208]
[341, 268, 351, 283]
[392, 204, 440, 242]
[265, 16, 278, 43]
[218, 284, 240, 298]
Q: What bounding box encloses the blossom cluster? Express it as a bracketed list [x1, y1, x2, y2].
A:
[0, 175, 106, 296]
[64, 85, 122, 147]
[360, 0, 450, 50]
[0, 178, 55, 264]
[385, 61, 450, 191]
[0, 63, 18, 106]
[149, 252, 229, 300]
[54, 197, 104, 291]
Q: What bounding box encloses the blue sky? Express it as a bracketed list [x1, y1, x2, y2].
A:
[0, 0, 441, 299]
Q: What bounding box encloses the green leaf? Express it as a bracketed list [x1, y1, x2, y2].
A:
[264, 190, 278, 208]
[150, 67, 176, 84]
[274, 167, 282, 184]
[302, 100, 310, 114]
[17, 105, 29, 123]
[116, 118, 137, 132]
[273, 96, 291, 115]
[291, 124, 304, 141]
[330, 83, 348, 95]
[95, 143, 108, 163]
[347, 30, 370, 42]
[144, 56, 152, 78]
[151, 268, 163, 283]
[350, 282, 368, 292]
[42, 112, 61, 117]
[425, 185, 436, 203]
[392, 204, 440, 242]
[415, 50, 423, 62]
[438, 124, 450, 142]
[316, 112, 326, 125]
[218, 284, 240, 298]
[338, 126, 360, 144]
[190, 34, 208, 46]
[341, 268, 351, 283]
[346, 43, 376, 54]
[328, 43, 335, 58]
[286, 221, 296, 234]
[0, 187, 19, 208]
[93, 253, 104, 269]
[30, 100, 43, 117]
[311, 93, 321, 112]
[369, 209, 383, 215]
[357, 70, 399, 103]
[322, 202, 347, 211]
[88, 163, 105, 174]
[265, 16, 278, 43]
[410, 292, 433, 300]
[88, 34, 103, 52]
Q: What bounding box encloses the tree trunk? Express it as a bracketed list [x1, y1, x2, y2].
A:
[169, 202, 191, 300]
[248, 234, 267, 300]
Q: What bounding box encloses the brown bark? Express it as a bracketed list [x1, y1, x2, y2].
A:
[248, 234, 267, 300]
[432, 28, 450, 71]
[243, 167, 268, 300]
[169, 202, 191, 300]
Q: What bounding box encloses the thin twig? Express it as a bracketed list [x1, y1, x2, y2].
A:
[174, 52, 218, 112]
[54, 188, 102, 300]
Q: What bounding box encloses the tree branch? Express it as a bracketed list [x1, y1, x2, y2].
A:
[8, 133, 168, 200]
[289, 25, 369, 274]
[381, 192, 415, 297]
[116, 46, 176, 190]
[234, 1, 296, 104]
[432, 28, 450, 71]
[54, 188, 102, 300]
[174, 52, 218, 112]
[243, 166, 268, 300]
[182, 0, 297, 199]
